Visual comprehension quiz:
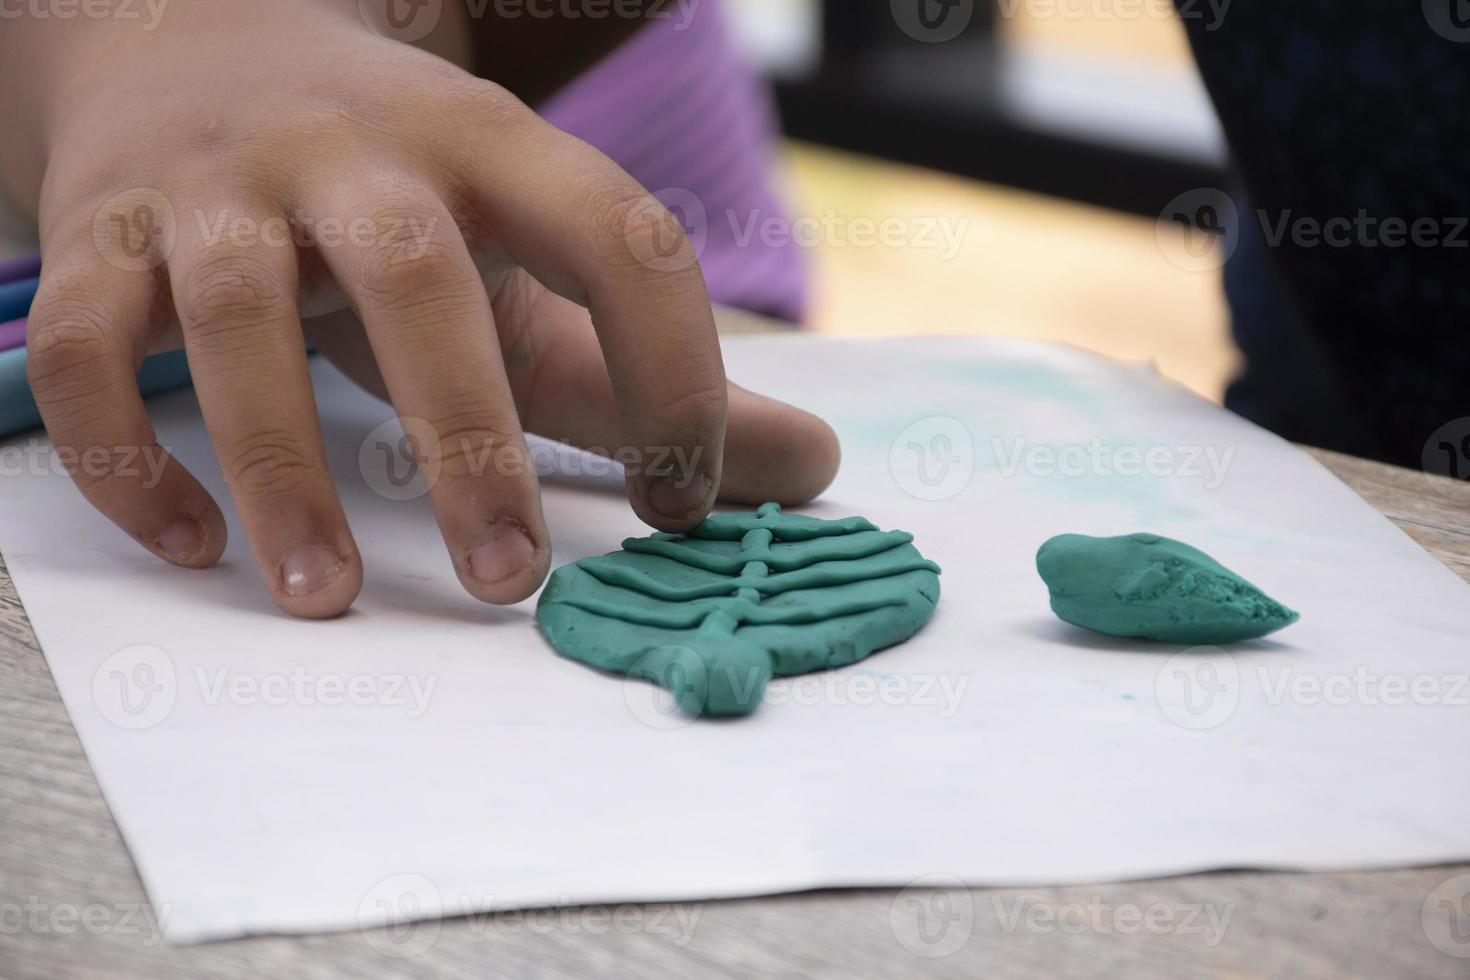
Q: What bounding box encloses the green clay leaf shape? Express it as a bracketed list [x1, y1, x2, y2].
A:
[1036, 532, 1299, 644]
[536, 503, 943, 717]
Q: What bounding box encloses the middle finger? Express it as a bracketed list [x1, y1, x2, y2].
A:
[316, 177, 550, 605]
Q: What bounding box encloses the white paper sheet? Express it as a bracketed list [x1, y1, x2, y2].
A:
[3, 336, 1468, 944]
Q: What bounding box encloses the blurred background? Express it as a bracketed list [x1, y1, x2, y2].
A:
[722, 0, 1234, 402]
[0, 1, 1238, 404]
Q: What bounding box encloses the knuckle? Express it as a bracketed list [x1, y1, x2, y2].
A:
[594, 189, 697, 273]
[26, 284, 116, 396]
[450, 77, 533, 129]
[356, 208, 463, 316]
[179, 252, 287, 334]
[225, 429, 316, 499]
[426, 413, 525, 483]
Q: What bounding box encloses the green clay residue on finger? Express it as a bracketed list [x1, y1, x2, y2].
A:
[1036, 532, 1298, 644]
[536, 504, 942, 717]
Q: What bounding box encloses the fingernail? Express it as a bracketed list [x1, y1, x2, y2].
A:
[280, 546, 347, 596]
[156, 516, 203, 562]
[469, 521, 536, 585]
[647, 470, 713, 520]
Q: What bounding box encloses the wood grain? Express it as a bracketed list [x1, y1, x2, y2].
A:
[3, 325, 1468, 979]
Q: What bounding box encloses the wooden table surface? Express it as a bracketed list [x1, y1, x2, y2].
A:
[2, 321, 1468, 979]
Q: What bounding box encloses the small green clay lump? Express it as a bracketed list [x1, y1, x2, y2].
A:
[1036, 532, 1298, 644]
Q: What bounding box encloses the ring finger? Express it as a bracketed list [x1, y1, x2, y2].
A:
[168, 199, 362, 618]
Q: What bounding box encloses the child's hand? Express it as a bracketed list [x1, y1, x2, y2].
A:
[1, 1, 839, 617]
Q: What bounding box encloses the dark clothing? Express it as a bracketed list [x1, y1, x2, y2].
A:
[1177, 3, 1470, 468]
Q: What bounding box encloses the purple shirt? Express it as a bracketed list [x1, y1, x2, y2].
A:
[541, 0, 808, 323]
[0, 1, 807, 357]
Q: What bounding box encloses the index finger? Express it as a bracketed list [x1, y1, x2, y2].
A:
[453, 92, 727, 531]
